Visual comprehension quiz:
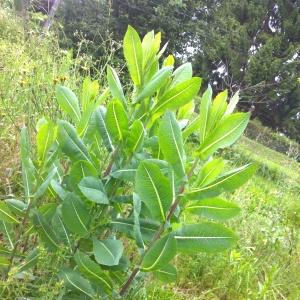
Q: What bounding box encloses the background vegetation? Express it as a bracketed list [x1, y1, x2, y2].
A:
[0, 1, 299, 299]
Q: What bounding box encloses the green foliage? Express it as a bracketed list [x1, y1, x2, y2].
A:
[0, 26, 254, 298]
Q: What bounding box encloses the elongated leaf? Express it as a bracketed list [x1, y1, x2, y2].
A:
[78, 177, 108, 204]
[135, 67, 172, 102]
[142, 30, 156, 70]
[175, 222, 236, 253]
[31, 211, 59, 251]
[61, 193, 90, 236]
[76, 101, 96, 138]
[0, 221, 14, 249]
[36, 118, 56, 163]
[105, 100, 129, 142]
[111, 218, 159, 242]
[0, 202, 19, 224]
[107, 65, 126, 104]
[198, 85, 213, 143]
[171, 62, 193, 88]
[135, 161, 172, 222]
[52, 207, 72, 248]
[18, 248, 40, 272]
[126, 120, 145, 153]
[152, 77, 201, 116]
[158, 112, 186, 180]
[186, 164, 257, 200]
[57, 120, 93, 165]
[4, 199, 26, 217]
[123, 25, 143, 86]
[95, 106, 114, 152]
[154, 264, 177, 283]
[74, 251, 113, 293]
[141, 234, 177, 271]
[0, 256, 9, 269]
[225, 91, 239, 115]
[195, 158, 225, 187]
[59, 269, 95, 298]
[206, 90, 228, 134]
[110, 168, 136, 182]
[133, 193, 144, 249]
[20, 127, 35, 201]
[81, 77, 99, 112]
[93, 238, 124, 266]
[185, 198, 241, 220]
[163, 54, 175, 67]
[198, 112, 250, 159]
[34, 166, 58, 200]
[56, 86, 81, 123]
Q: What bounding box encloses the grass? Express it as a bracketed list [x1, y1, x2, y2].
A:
[135, 137, 300, 300]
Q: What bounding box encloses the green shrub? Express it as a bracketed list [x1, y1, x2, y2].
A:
[0, 26, 256, 298]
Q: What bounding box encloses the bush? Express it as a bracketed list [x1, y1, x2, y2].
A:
[0, 26, 256, 298]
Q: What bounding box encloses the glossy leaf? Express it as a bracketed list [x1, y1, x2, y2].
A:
[126, 119, 145, 153]
[185, 198, 241, 220]
[158, 111, 186, 180]
[225, 91, 239, 115]
[95, 106, 114, 152]
[186, 164, 257, 200]
[198, 112, 250, 159]
[107, 65, 126, 104]
[61, 193, 90, 236]
[175, 222, 236, 253]
[135, 67, 172, 102]
[135, 161, 172, 222]
[123, 25, 143, 86]
[57, 120, 93, 165]
[93, 238, 124, 266]
[105, 99, 129, 142]
[59, 269, 95, 298]
[78, 176, 108, 204]
[74, 251, 113, 293]
[171, 62, 193, 88]
[141, 233, 177, 271]
[152, 77, 201, 116]
[56, 86, 81, 123]
[5, 199, 27, 216]
[0, 202, 19, 224]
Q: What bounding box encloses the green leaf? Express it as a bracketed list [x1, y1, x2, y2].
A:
[93, 238, 124, 266]
[57, 120, 93, 165]
[0, 256, 9, 269]
[110, 168, 136, 182]
[74, 251, 113, 293]
[107, 65, 126, 104]
[76, 101, 96, 138]
[198, 85, 213, 143]
[5, 199, 27, 217]
[158, 112, 186, 180]
[175, 222, 237, 253]
[141, 233, 177, 271]
[133, 193, 144, 249]
[154, 264, 177, 283]
[198, 112, 250, 159]
[135, 161, 172, 222]
[185, 198, 241, 220]
[135, 67, 173, 102]
[225, 91, 239, 115]
[95, 106, 114, 152]
[206, 89, 228, 134]
[111, 218, 159, 242]
[186, 164, 257, 200]
[0, 202, 19, 224]
[142, 30, 156, 70]
[52, 208, 72, 249]
[18, 248, 40, 272]
[126, 119, 145, 153]
[61, 193, 90, 236]
[105, 100, 129, 142]
[123, 25, 143, 86]
[0, 221, 14, 249]
[59, 269, 95, 298]
[152, 77, 201, 115]
[81, 77, 99, 112]
[31, 211, 59, 251]
[36, 118, 56, 163]
[171, 62, 193, 88]
[34, 166, 58, 200]
[56, 86, 81, 123]
[78, 177, 108, 204]
[195, 158, 225, 187]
